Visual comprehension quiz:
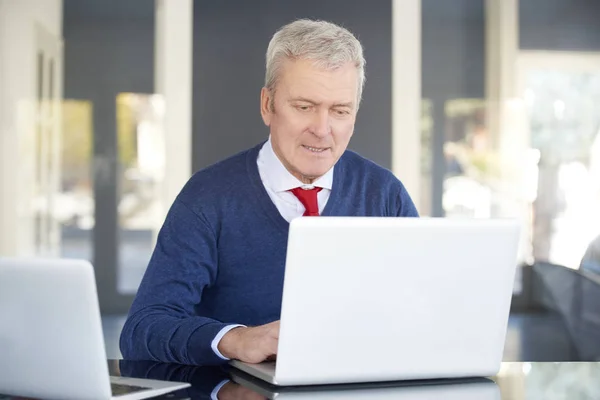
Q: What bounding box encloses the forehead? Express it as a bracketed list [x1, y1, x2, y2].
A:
[276, 58, 358, 104]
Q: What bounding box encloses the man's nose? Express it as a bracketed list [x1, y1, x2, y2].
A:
[310, 109, 331, 138]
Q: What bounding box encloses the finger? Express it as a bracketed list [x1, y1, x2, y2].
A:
[262, 337, 276, 356]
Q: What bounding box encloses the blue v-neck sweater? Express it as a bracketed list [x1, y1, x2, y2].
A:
[120, 142, 419, 365]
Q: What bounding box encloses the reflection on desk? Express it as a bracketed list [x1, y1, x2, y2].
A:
[115, 360, 600, 400]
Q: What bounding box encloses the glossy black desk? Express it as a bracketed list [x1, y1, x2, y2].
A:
[109, 360, 600, 400]
[1, 361, 598, 399]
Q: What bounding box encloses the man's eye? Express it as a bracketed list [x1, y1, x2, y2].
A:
[297, 105, 311, 111]
[334, 109, 349, 116]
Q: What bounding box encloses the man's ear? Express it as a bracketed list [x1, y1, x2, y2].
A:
[260, 87, 273, 126]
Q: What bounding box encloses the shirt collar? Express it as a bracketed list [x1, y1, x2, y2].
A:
[258, 137, 334, 193]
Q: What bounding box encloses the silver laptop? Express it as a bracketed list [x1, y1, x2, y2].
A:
[230, 217, 520, 386]
[0, 257, 190, 400]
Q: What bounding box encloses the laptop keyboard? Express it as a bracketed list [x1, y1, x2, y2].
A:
[111, 382, 152, 396]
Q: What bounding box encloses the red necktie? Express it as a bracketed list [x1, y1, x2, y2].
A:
[289, 187, 323, 216]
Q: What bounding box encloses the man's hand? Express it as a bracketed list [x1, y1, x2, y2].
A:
[218, 382, 266, 400]
[218, 320, 280, 363]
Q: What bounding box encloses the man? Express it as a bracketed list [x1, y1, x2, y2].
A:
[120, 19, 418, 366]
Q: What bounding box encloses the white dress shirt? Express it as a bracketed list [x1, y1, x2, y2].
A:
[256, 137, 334, 220]
[210, 137, 334, 360]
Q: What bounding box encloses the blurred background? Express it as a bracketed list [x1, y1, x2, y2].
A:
[0, 0, 599, 362]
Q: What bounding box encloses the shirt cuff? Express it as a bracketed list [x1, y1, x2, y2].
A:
[211, 324, 246, 360]
[211, 379, 230, 400]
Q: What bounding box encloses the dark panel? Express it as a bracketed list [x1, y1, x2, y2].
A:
[422, 0, 485, 101]
[193, 0, 393, 171]
[520, 0, 600, 51]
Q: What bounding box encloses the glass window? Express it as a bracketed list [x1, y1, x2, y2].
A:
[522, 65, 600, 270]
[60, 100, 94, 262]
[116, 93, 166, 294]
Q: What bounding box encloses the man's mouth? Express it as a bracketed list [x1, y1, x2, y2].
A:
[302, 145, 329, 153]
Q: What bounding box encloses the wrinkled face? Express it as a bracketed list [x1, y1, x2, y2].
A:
[260, 58, 359, 184]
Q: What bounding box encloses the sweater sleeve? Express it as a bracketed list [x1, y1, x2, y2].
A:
[397, 181, 420, 217]
[119, 198, 229, 366]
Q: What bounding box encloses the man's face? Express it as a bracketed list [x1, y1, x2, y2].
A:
[260, 58, 359, 184]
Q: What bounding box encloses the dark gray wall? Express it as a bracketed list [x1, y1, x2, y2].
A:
[64, 0, 154, 97]
[63, 0, 154, 313]
[520, 0, 600, 51]
[422, 0, 485, 101]
[192, 0, 393, 172]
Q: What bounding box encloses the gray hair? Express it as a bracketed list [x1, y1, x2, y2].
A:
[265, 19, 366, 108]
